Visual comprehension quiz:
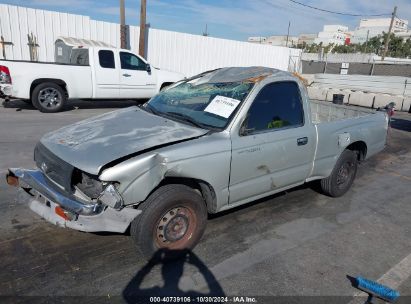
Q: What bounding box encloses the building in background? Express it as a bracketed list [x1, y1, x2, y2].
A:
[248, 35, 298, 47]
[249, 17, 410, 50]
[360, 18, 408, 32]
[247, 36, 267, 44]
[265, 35, 299, 47]
[351, 17, 409, 44]
[297, 33, 317, 46]
[314, 25, 351, 46]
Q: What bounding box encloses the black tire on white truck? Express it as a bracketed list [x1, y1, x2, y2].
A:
[32, 82, 66, 113]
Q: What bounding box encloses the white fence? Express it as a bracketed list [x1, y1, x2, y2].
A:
[0, 4, 301, 77]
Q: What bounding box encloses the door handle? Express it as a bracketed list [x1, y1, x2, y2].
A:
[297, 137, 308, 146]
[122, 73, 131, 77]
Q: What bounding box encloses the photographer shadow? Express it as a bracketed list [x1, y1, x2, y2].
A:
[122, 249, 225, 302]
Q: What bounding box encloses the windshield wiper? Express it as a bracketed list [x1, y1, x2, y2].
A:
[164, 111, 207, 129]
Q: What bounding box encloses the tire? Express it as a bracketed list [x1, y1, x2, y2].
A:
[130, 184, 208, 260]
[320, 150, 358, 197]
[31, 82, 66, 113]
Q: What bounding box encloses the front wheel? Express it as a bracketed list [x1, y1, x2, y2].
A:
[130, 184, 208, 260]
[320, 150, 358, 197]
[31, 82, 66, 113]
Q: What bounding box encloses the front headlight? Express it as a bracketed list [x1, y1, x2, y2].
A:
[98, 184, 123, 210]
[72, 170, 104, 199]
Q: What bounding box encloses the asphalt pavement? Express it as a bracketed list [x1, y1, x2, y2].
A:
[1, 99, 411, 303]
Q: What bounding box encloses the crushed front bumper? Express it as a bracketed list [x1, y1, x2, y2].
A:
[7, 168, 141, 233]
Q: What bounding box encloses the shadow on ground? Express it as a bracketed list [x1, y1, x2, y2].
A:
[391, 117, 411, 132]
[122, 249, 225, 302]
[2, 98, 147, 112]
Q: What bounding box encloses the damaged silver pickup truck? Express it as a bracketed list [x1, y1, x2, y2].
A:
[7, 67, 389, 259]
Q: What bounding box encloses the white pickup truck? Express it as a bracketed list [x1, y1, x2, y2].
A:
[0, 47, 184, 112]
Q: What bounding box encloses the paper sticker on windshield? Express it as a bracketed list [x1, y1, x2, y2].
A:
[204, 96, 241, 118]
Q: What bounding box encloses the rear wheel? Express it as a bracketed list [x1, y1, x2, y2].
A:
[32, 82, 66, 113]
[321, 150, 358, 197]
[130, 184, 207, 260]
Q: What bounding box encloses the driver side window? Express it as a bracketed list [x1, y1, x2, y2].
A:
[244, 81, 304, 134]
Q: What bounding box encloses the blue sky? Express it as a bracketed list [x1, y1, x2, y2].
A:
[4, 0, 411, 41]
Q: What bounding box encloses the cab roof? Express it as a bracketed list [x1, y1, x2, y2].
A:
[193, 66, 292, 84]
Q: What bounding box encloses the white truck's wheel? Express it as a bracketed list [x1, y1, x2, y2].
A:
[32, 82, 66, 113]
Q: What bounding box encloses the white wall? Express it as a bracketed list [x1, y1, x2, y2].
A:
[359, 17, 408, 32]
[323, 25, 348, 32]
[146, 29, 300, 76]
[0, 4, 301, 77]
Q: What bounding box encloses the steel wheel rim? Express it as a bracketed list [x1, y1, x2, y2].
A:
[155, 206, 197, 249]
[336, 162, 353, 189]
[38, 88, 62, 109]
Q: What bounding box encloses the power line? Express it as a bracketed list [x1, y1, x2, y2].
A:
[288, 0, 390, 17]
[395, 15, 408, 24]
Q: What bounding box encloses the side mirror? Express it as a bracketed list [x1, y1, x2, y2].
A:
[239, 117, 254, 136]
[146, 63, 151, 73]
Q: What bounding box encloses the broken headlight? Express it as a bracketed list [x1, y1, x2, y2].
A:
[72, 169, 123, 209]
[98, 184, 123, 210]
[72, 170, 104, 199]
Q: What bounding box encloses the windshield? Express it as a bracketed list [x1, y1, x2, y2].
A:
[144, 79, 254, 130]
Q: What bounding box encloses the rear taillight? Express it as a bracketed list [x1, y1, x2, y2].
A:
[0, 65, 11, 84]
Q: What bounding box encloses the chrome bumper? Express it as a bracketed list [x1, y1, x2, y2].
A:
[7, 168, 141, 233]
[8, 168, 99, 215]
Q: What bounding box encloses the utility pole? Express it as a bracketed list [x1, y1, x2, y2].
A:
[120, 0, 126, 49]
[286, 21, 291, 47]
[381, 6, 397, 61]
[202, 24, 209, 37]
[365, 29, 369, 54]
[139, 0, 147, 58]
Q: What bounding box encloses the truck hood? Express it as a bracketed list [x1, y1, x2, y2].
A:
[155, 67, 185, 82]
[40, 107, 208, 175]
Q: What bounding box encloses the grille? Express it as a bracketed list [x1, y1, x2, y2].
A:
[34, 142, 74, 192]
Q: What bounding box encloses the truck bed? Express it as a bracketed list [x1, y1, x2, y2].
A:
[0, 59, 92, 99]
[310, 100, 376, 124]
[309, 99, 387, 180]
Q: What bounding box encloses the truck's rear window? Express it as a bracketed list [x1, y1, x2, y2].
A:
[70, 49, 89, 65]
[98, 50, 115, 69]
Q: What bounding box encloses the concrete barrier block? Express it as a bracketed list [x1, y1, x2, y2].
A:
[348, 91, 375, 108]
[307, 86, 327, 101]
[341, 90, 352, 104]
[374, 94, 404, 109]
[360, 93, 376, 108]
[401, 97, 411, 112]
[326, 89, 342, 102]
[348, 91, 364, 106]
